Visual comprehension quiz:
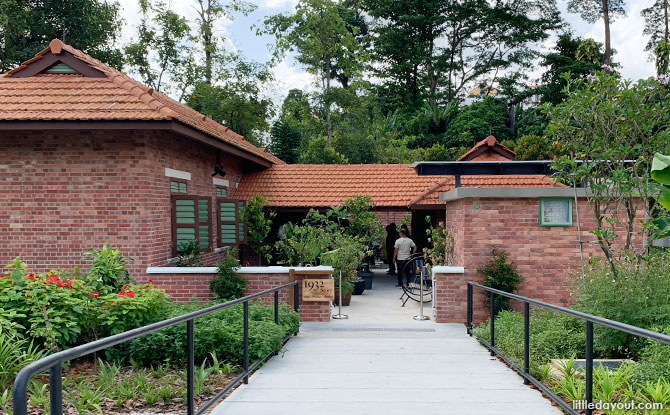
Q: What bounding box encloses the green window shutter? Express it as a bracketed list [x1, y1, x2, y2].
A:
[45, 62, 78, 74]
[216, 187, 227, 197]
[238, 202, 245, 242]
[175, 199, 195, 224]
[219, 200, 237, 245]
[176, 227, 196, 247]
[197, 199, 210, 250]
[171, 181, 187, 193]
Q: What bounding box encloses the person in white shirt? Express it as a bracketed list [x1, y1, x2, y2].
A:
[393, 229, 416, 287]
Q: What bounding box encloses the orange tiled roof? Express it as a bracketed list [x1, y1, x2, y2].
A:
[235, 164, 566, 208]
[0, 39, 282, 165]
[458, 135, 516, 161]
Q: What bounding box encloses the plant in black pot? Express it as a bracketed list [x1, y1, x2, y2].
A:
[321, 234, 367, 302]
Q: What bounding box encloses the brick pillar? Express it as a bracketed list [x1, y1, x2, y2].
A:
[292, 269, 333, 322]
[432, 266, 466, 323]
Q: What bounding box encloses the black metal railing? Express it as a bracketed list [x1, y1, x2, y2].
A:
[12, 281, 300, 415]
[467, 282, 670, 415]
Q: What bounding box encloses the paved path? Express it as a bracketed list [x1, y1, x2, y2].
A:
[212, 271, 561, 415]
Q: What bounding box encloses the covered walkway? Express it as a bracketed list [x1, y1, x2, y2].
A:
[212, 274, 561, 415]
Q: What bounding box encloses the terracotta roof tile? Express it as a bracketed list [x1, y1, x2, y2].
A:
[236, 164, 565, 208]
[0, 39, 282, 165]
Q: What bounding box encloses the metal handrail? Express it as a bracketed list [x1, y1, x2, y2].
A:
[467, 282, 670, 415]
[12, 281, 300, 415]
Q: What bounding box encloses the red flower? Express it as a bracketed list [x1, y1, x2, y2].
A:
[45, 276, 53, 284]
[65, 280, 72, 289]
[148, 280, 154, 285]
[125, 291, 135, 298]
[56, 279, 64, 288]
[91, 291, 100, 298]
[26, 274, 35, 281]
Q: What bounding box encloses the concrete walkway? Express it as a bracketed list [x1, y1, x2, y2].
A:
[212, 271, 561, 415]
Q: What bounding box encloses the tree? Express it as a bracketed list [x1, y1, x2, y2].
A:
[301, 136, 348, 164]
[194, 0, 255, 85]
[0, 0, 123, 71]
[445, 97, 511, 148]
[186, 55, 275, 147]
[124, 1, 193, 96]
[513, 134, 565, 161]
[262, 0, 363, 145]
[546, 73, 670, 273]
[641, 0, 670, 75]
[240, 195, 276, 262]
[567, 0, 626, 67]
[539, 33, 602, 104]
[363, 0, 561, 108]
[268, 120, 301, 163]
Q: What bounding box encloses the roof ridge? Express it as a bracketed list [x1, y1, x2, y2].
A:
[408, 178, 452, 207]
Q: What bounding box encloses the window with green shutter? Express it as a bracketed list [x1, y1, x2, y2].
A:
[170, 180, 187, 194]
[215, 187, 227, 198]
[217, 198, 238, 246]
[238, 201, 246, 242]
[172, 196, 211, 255]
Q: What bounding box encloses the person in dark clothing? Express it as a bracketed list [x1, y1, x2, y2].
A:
[385, 223, 399, 275]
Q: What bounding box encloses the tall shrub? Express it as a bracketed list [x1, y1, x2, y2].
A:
[478, 248, 522, 315]
[240, 195, 276, 262]
[210, 249, 247, 300]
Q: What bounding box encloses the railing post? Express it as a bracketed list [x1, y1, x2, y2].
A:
[585, 321, 593, 415]
[186, 319, 194, 415]
[293, 282, 299, 312]
[523, 302, 530, 385]
[489, 291, 495, 356]
[467, 283, 473, 336]
[50, 362, 63, 415]
[274, 290, 279, 325]
[243, 301, 249, 384]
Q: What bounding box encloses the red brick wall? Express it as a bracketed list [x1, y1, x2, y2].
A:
[435, 197, 643, 323]
[149, 272, 215, 302]
[0, 129, 246, 278]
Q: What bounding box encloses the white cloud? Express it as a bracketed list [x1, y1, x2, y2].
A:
[258, 0, 299, 10]
[268, 57, 316, 106]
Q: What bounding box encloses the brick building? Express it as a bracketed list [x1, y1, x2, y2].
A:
[0, 40, 638, 322]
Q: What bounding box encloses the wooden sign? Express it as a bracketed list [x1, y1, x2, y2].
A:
[302, 279, 335, 301]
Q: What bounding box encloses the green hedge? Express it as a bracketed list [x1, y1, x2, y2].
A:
[473, 309, 585, 374]
[107, 301, 299, 366]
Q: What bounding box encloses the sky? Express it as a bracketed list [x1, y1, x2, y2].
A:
[116, 0, 658, 105]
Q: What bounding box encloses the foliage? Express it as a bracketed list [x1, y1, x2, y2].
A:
[0, 0, 124, 72]
[423, 216, 454, 267]
[176, 239, 203, 267]
[641, 0, 670, 69]
[186, 57, 275, 146]
[473, 310, 585, 374]
[301, 136, 348, 164]
[1, 254, 168, 351]
[240, 195, 276, 261]
[364, 0, 560, 108]
[477, 248, 522, 315]
[268, 119, 302, 163]
[274, 222, 333, 266]
[124, 0, 194, 96]
[513, 134, 565, 161]
[633, 327, 670, 385]
[0, 329, 46, 388]
[443, 98, 512, 148]
[651, 152, 670, 238]
[539, 33, 603, 105]
[110, 301, 299, 367]
[82, 244, 133, 294]
[337, 194, 383, 255]
[547, 73, 670, 271]
[210, 249, 246, 300]
[574, 252, 670, 358]
[320, 234, 367, 283]
[567, 0, 626, 66]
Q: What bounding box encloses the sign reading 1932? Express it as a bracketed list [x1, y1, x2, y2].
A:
[302, 279, 335, 302]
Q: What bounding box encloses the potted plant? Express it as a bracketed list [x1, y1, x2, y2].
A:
[333, 280, 354, 306]
[321, 234, 366, 302]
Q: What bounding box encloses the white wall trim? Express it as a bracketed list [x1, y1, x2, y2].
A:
[432, 266, 465, 274]
[146, 265, 334, 275]
[165, 168, 191, 181]
[213, 177, 230, 187]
